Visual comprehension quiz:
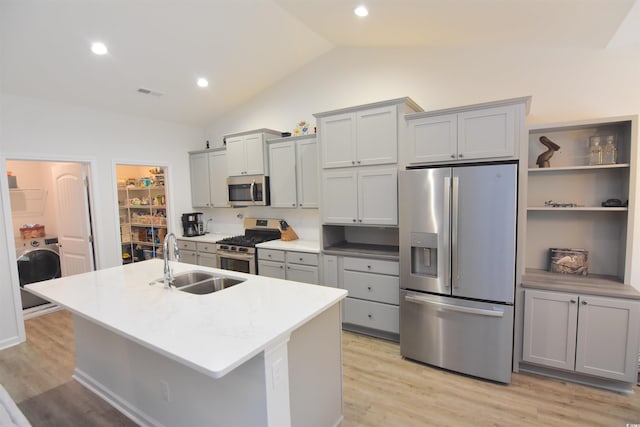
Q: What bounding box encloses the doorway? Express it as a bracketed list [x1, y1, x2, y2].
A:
[115, 164, 168, 264]
[5, 160, 96, 318]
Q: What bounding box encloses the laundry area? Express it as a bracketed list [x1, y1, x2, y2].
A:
[6, 160, 95, 318]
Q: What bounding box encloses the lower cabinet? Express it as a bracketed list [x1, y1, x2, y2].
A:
[523, 289, 640, 384]
[257, 248, 319, 285]
[176, 239, 217, 267]
[177, 239, 197, 264]
[331, 255, 400, 341]
[196, 242, 217, 268]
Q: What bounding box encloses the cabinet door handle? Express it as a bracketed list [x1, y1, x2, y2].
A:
[459, 154, 464, 158]
[367, 265, 372, 269]
[353, 219, 357, 222]
[299, 257, 303, 261]
[292, 203, 296, 207]
[367, 286, 372, 291]
[357, 160, 361, 164]
[570, 299, 577, 304]
[581, 300, 588, 305]
[352, 160, 355, 165]
[367, 314, 372, 319]
[450, 154, 456, 158]
[358, 219, 363, 223]
[299, 203, 303, 207]
[280, 265, 284, 269]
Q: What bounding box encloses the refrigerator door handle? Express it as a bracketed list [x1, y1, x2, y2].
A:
[405, 294, 505, 318]
[443, 176, 452, 288]
[451, 176, 460, 288]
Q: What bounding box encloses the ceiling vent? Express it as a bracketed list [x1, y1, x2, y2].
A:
[137, 88, 164, 97]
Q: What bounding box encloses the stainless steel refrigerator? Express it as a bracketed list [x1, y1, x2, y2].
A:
[399, 162, 517, 383]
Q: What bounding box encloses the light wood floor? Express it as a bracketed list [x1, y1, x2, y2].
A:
[1, 310, 638, 426]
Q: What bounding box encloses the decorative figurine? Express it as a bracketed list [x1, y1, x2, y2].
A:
[536, 136, 561, 168]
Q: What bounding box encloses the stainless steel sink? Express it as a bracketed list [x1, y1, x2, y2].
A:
[171, 271, 217, 288]
[150, 270, 245, 294]
[178, 277, 245, 295]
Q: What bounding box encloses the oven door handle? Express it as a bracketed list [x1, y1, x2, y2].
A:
[217, 251, 253, 262]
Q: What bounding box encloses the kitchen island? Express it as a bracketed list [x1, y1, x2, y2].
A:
[25, 259, 347, 427]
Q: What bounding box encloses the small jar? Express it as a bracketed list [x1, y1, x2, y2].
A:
[602, 136, 617, 164]
[589, 136, 602, 165]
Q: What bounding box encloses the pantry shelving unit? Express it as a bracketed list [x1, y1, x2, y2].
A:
[118, 181, 167, 264]
[524, 116, 636, 285]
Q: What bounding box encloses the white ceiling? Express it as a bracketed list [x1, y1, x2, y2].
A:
[1, 0, 638, 126]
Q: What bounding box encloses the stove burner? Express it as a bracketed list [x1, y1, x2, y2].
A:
[216, 229, 281, 248]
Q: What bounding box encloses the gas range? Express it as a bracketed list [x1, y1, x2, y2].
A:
[215, 218, 282, 274]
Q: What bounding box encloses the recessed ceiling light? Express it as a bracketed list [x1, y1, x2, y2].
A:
[197, 78, 209, 88]
[91, 42, 108, 55]
[354, 5, 368, 17]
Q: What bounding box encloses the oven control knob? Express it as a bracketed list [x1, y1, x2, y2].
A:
[238, 247, 248, 253]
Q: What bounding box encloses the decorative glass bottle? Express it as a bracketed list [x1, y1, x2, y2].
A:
[589, 136, 602, 165]
[602, 135, 617, 164]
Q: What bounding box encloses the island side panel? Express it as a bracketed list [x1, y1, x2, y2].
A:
[72, 314, 269, 427]
[288, 303, 343, 427]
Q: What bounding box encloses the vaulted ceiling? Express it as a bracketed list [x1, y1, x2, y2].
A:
[1, 0, 638, 126]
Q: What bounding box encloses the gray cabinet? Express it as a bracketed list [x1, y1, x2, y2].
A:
[523, 289, 640, 383]
[258, 248, 319, 284]
[268, 135, 319, 209]
[318, 105, 398, 169]
[405, 98, 529, 165]
[176, 239, 197, 264]
[340, 256, 400, 341]
[189, 149, 227, 208]
[321, 167, 397, 225]
[176, 239, 217, 267]
[224, 129, 282, 177]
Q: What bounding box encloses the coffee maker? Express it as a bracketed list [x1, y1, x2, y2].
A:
[182, 212, 205, 237]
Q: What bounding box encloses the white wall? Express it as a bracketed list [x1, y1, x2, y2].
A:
[206, 46, 640, 142]
[0, 94, 204, 347]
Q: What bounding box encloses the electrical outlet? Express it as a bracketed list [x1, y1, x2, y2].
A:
[160, 380, 170, 403]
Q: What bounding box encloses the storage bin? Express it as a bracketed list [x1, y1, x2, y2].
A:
[20, 225, 45, 239]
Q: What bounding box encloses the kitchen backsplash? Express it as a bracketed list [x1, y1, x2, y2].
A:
[196, 207, 319, 241]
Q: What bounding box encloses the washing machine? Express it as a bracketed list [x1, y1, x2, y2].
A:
[16, 236, 61, 309]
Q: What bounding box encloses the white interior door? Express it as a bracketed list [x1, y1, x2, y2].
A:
[51, 163, 95, 276]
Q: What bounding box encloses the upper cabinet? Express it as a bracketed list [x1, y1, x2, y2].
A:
[224, 129, 282, 176]
[525, 115, 637, 284]
[405, 97, 530, 166]
[315, 98, 422, 169]
[189, 149, 227, 208]
[268, 134, 319, 209]
[322, 167, 398, 225]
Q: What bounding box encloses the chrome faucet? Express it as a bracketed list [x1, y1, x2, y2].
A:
[163, 233, 180, 288]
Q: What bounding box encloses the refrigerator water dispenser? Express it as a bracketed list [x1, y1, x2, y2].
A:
[410, 232, 438, 277]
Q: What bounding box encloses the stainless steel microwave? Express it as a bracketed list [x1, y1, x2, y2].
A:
[227, 175, 270, 207]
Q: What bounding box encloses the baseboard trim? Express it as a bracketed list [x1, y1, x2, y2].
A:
[73, 368, 162, 427]
[519, 363, 635, 394]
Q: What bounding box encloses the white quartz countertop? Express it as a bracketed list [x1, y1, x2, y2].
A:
[255, 239, 320, 253]
[176, 233, 232, 243]
[25, 260, 346, 379]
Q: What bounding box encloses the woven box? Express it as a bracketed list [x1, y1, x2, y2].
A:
[20, 225, 45, 239]
[549, 248, 588, 275]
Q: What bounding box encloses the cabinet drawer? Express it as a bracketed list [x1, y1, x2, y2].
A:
[180, 250, 197, 264]
[342, 298, 399, 334]
[343, 257, 399, 276]
[286, 251, 319, 266]
[196, 242, 216, 254]
[258, 248, 285, 262]
[197, 252, 217, 268]
[258, 260, 286, 279]
[177, 240, 196, 251]
[343, 270, 399, 305]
